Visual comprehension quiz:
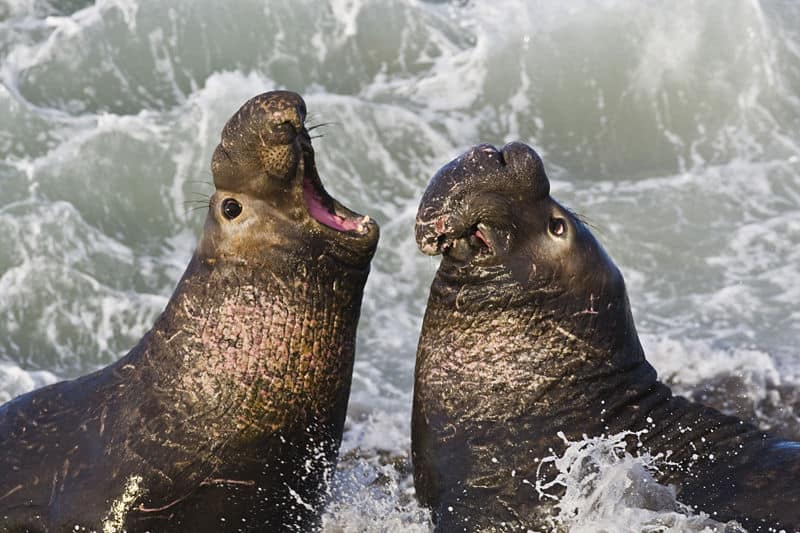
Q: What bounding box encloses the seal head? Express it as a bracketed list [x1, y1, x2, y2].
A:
[416, 141, 627, 342]
[203, 90, 378, 268]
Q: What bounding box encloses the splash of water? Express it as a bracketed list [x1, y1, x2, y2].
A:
[536, 431, 746, 533]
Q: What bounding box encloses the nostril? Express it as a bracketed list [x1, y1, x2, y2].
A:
[271, 121, 297, 144]
[275, 121, 295, 134]
[474, 144, 499, 160]
[469, 144, 504, 167]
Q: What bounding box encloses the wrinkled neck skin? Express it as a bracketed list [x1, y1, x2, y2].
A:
[413, 262, 765, 531]
[118, 245, 369, 522]
[155, 253, 365, 436]
[416, 261, 648, 427]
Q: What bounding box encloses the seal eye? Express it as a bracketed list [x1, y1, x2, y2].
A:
[549, 217, 567, 237]
[221, 198, 242, 220]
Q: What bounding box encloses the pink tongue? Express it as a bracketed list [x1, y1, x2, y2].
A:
[303, 179, 361, 232]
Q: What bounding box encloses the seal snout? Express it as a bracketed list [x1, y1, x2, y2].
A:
[250, 90, 307, 145]
[211, 91, 312, 197]
[222, 90, 308, 149]
[415, 141, 552, 259]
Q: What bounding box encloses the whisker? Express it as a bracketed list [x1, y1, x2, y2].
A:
[568, 207, 601, 233]
[310, 134, 325, 140]
[307, 121, 338, 132]
[577, 215, 598, 230]
[183, 205, 209, 215]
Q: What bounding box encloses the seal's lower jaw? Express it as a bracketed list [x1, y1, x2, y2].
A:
[300, 171, 379, 263]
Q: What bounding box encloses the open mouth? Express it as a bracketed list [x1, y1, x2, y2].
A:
[473, 226, 492, 250]
[418, 215, 495, 262]
[302, 176, 371, 234]
[439, 224, 494, 260]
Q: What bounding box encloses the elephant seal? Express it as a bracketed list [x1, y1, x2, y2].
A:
[0, 91, 379, 532]
[412, 142, 800, 532]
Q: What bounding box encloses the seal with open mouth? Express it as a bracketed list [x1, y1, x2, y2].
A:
[0, 91, 379, 532]
[412, 142, 800, 532]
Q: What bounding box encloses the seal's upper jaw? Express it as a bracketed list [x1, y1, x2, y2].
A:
[415, 142, 549, 260]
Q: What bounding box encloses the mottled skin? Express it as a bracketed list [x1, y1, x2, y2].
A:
[412, 142, 800, 532]
[0, 91, 379, 532]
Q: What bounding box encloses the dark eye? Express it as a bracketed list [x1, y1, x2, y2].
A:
[549, 217, 566, 237]
[221, 198, 242, 220]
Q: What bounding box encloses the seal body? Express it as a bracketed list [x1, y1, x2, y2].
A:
[412, 142, 800, 532]
[0, 91, 379, 532]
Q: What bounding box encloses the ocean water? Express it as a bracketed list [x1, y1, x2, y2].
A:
[1, 0, 799, 531]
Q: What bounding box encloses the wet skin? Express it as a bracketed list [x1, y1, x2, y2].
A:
[412, 142, 800, 532]
[0, 91, 379, 532]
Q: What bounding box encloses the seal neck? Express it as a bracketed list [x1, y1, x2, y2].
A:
[131, 252, 367, 446]
[421, 267, 647, 376]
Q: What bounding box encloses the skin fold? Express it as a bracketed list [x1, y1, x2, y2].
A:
[412, 141, 800, 532]
[0, 91, 379, 532]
